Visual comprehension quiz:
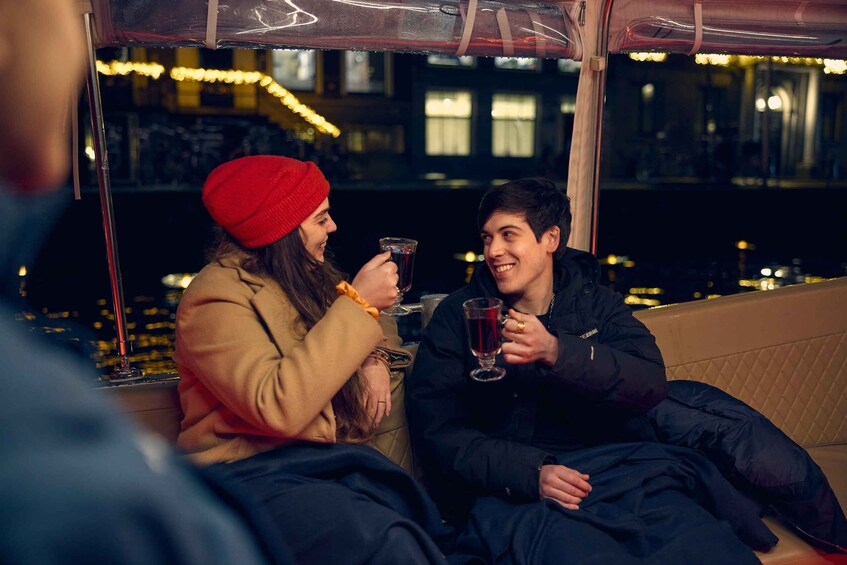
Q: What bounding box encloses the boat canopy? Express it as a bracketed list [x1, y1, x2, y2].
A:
[91, 0, 847, 59]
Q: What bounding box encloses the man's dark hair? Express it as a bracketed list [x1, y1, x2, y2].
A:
[477, 178, 571, 259]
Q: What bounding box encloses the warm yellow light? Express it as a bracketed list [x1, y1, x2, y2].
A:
[18, 265, 27, 277]
[624, 295, 661, 307]
[169, 66, 341, 137]
[161, 273, 197, 289]
[824, 59, 847, 74]
[759, 278, 778, 291]
[774, 56, 822, 66]
[606, 254, 618, 265]
[97, 60, 340, 137]
[96, 60, 165, 79]
[85, 146, 96, 161]
[695, 54, 731, 67]
[45, 311, 71, 319]
[145, 322, 175, 331]
[736, 240, 749, 250]
[629, 287, 664, 295]
[464, 251, 477, 263]
[628, 52, 667, 63]
[690, 54, 846, 74]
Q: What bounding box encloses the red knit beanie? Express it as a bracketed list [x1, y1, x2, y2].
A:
[202, 155, 330, 248]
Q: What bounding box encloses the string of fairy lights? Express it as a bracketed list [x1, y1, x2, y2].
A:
[628, 52, 847, 74]
[96, 60, 341, 137]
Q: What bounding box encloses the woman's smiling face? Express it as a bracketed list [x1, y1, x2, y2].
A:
[298, 198, 337, 262]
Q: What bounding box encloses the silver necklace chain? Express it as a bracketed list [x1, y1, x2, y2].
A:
[544, 292, 556, 330]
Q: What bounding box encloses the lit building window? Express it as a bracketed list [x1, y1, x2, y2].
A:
[558, 59, 582, 73]
[425, 90, 472, 156]
[344, 51, 385, 94]
[492, 93, 536, 157]
[271, 49, 315, 91]
[427, 55, 476, 67]
[494, 57, 539, 71]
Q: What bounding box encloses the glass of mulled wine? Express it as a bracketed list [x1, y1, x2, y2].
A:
[462, 297, 507, 382]
[379, 237, 418, 316]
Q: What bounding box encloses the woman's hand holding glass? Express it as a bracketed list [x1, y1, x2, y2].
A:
[379, 237, 417, 316]
[351, 251, 399, 311]
[501, 309, 560, 366]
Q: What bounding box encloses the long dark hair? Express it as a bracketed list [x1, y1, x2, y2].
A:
[209, 226, 374, 442]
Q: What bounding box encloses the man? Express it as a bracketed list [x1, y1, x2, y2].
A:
[407, 178, 775, 563]
[0, 1, 285, 562]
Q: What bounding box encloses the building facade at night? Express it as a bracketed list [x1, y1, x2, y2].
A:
[89, 47, 847, 190]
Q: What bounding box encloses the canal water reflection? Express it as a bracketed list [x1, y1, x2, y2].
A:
[13, 183, 847, 379]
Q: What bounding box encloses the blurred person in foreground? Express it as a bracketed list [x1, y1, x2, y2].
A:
[407, 178, 779, 563]
[0, 1, 284, 562]
[174, 154, 452, 564]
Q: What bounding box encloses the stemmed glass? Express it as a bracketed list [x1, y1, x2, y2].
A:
[379, 237, 417, 316]
[462, 297, 507, 382]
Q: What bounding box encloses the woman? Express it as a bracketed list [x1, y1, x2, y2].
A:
[174, 155, 450, 564]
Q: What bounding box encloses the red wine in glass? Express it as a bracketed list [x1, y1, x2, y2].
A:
[379, 237, 418, 316]
[467, 311, 501, 356]
[462, 297, 506, 382]
[390, 248, 415, 293]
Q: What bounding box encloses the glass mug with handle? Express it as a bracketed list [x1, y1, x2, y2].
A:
[379, 237, 417, 316]
[462, 297, 507, 382]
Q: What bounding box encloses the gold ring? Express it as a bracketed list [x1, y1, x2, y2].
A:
[377, 400, 386, 404]
[516, 320, 525, 334]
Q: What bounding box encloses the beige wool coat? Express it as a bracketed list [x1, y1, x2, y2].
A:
[174, 251, 403, 466]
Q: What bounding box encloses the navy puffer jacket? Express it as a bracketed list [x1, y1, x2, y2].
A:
[407, 248, 667, 516]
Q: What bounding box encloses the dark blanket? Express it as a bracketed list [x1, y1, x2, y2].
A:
[212, 442, 455, 564]
[454, 442, 775, 564]
[648, 380, 847, 553]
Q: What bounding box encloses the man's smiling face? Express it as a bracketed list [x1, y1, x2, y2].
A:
[481, 211, 558, 301]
